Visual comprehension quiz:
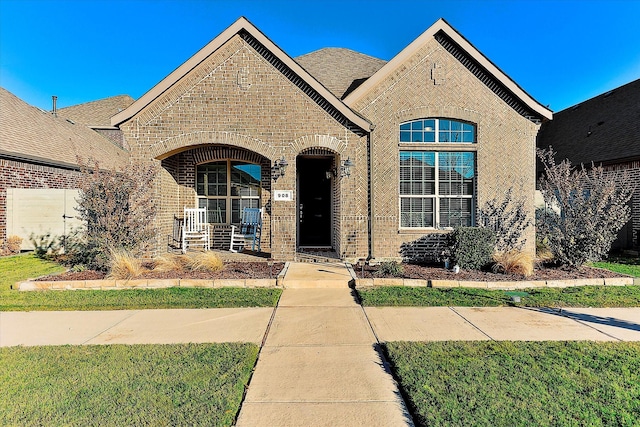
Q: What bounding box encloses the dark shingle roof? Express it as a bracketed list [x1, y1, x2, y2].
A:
[0, 87, 128, 169]
[295, 48, 387, 99]
[58, 94, 135, 127]
[537, 78, 640, 165]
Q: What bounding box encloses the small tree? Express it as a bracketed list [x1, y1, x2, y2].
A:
[74, 159, 157, 270]
[537, 147, 634, 268]
[478, 188, 531, 252]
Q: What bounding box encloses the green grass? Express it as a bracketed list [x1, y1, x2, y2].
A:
[591, 256, 640, 277]
[0, 286, 282, 311]
[0, 253, 281, 311]
[386, 341, 640, 426]
[0, 253, 65, 289]
[0, 343, 258, 426]
[358, 285, 640, 307]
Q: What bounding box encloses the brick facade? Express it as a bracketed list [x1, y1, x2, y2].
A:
[0, 158, 81, 248]
[351, 37, 540, 260]
[604, 160, 640, 248]
[118, 34, 369, 261]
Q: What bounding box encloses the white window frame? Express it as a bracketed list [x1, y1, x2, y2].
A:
[196, 160, 261, 225]
[399, 151, 475, 230]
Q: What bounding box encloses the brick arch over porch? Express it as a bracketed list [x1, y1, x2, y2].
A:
[289, 135, 347, 155]
[151, 131, 279, 161]
[395, 106, 481, 125]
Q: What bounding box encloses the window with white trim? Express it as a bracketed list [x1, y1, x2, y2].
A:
[399, 151, 475, 228]
[196, 160, 261, 224]
[400, 118, 475, 143]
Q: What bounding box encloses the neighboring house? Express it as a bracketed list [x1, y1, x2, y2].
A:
[0, 88, 130, 249]
[1, 17, 552, 261]
[537, 79, 640, 250]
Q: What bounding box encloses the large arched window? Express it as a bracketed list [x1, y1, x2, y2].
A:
[399, 118, 476, 228]
[196, 160, 261, 224]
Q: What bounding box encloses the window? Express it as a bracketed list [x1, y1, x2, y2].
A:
[400, 151, 475, 228]
[196, 161, 261, 224]
[400, 119, 475, 143]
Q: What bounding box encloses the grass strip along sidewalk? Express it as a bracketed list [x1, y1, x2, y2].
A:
[358, 285, 640, 308]
[0, 253, 281, 311]
[386, 341, 640, 427]
[0, 343, 258, 426]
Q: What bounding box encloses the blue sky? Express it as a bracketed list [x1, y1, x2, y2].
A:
[1, 0, 639, 112]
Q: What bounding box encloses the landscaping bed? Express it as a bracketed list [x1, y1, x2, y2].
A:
[36, 261, 285, 281]
[356, 263, 625, 281]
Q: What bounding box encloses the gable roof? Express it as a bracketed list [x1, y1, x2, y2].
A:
[111, 17, 372, 133]
[0, 87, 128, 170]
[343, 18, 552, 123]
[58, 95, 134, 128]
[537, 78, 640, 165]
[295, 48, 387, 99]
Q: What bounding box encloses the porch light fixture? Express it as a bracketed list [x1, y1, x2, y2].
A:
[340, 157, 354, 178]
[272, 156, 288, 180]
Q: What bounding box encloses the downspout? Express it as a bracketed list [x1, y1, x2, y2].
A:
[367, 127, 375, 261]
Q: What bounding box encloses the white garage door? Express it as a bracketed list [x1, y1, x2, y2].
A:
[6, 188, 83, 250]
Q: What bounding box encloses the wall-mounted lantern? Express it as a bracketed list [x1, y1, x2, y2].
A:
[340, 157, 354, 178]
[272, 156, 288, 180]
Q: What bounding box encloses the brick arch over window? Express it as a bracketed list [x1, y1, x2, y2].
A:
[290, 135, 346, 155]
[151, 131, 279, 160]
[395, 106, 481, 126]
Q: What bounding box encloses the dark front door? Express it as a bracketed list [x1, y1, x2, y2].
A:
[298, 156, 332, 247]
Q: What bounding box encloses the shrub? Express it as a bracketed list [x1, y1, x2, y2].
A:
[492, 250, 534, 277]
[448, 227, 496, 270]
[6, 235, 23, 254]
[377, 261, 404, 277]
[537, 148, 634, 268]
[107, 249, 146, 280]
[478, 188, 531, 252]
[29, 232, 62, 259]
[187, 252, 224, 272]
[153, 254, 190, 272]
[74, 159, 158, 271]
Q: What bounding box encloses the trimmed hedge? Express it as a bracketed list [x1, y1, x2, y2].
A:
[448, 227, 496, 270]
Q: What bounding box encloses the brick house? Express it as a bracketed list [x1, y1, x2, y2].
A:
[0, 88, 130, 249]
[537, 79, 640, 250]
[1, 17, 551, 261]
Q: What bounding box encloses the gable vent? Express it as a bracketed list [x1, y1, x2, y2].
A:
[240, 31, 368, 136]
[435, 31, 542, 124]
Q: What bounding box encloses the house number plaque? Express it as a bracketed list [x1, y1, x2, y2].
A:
[274, 190, 293, 201]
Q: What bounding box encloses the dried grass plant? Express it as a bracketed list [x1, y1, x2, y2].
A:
[492, 250, 534, 277]
[152, 254, 190, 272]
[107, 249, 146, 280]
[187, 252, 224, 272]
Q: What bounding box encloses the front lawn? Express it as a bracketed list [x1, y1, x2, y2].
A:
[591, 255, 640, 277]
[358, 285, 640, 307]
[0, 253, 281, 311]
[386, 341, 640, 426]
[0, 253, 65, 289]
[0, 343, 258, 426]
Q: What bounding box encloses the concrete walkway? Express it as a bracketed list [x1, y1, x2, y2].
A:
[3, 261, 640, 426]
[236, 288, 413, 426]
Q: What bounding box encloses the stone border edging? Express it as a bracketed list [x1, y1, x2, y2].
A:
[353, 276, 638, 290]
[15, 262, 290, 291]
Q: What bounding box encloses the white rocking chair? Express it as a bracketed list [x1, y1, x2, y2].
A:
[230, 207, 263, 253]
[182, 207, 210, 253]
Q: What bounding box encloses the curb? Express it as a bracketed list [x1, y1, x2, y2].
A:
[353, 276, 635, 290]
[16, 277, 281, 291]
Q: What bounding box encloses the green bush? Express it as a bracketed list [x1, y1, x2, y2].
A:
[377, 261, 404, 277]
[448, 227, 496, 270]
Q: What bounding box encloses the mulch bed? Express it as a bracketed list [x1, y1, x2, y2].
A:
[36, 262, 285, 281]
[355, 264, 626, 281]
